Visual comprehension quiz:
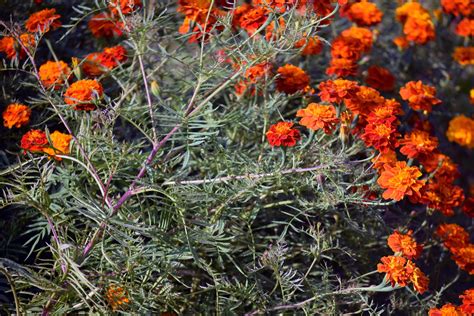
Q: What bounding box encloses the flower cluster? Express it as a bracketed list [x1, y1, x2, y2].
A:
[436, 223, 474, 275]
[395, 2, 435, 45]
[20, 129, 72, 160]
[377, 230, 428, 294]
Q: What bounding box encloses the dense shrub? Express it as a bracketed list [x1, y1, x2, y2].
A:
[0, 0, 473, 314]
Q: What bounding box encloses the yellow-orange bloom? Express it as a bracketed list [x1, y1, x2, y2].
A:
[377, 161, 425, 201]
[106, 284, 130, 311]
[470, 89, 474, 104]
[42, 131, 72, 160]
[64, 79, 104, 111]
[453, 47, 474, 66]
[446, 115, 474, 149]
[387, 230, 423, 260]
[318, 79, 360, 103]
[25, 8, 61, 33]
[441, 0, 472, 17]
[39, 61, 72, 90]
[393, 36, 409, 50]
[2, 103, 31, 129]
[429, 303, 464, 316]
[296, 103, 339, 134]
[409, 264, 429, 294]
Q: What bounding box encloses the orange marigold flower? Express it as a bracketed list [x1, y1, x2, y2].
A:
[346, 0, 383, 27]
[244, 62, 272, 83]
[331, 36, 365, 60]
[106, 284, 130, 311]
[395, 2, 425, 23]
[460, 288, 474, 314]
[109, 0, 142, 16]
[470, 89, 474, 104]
[367, 99, 403, 122]
[2, 103, 31, 129]
[452, 244, 474, 275]
[436, 223, 469, 251]
[318, 79, 360, 103]
[296, 103, 339, 134]
[64, 79, 104, 111]
[403, 12, 435, 45]
[399, 81, 441, 112]
[341, 26, 373, 52]
[429, 303, 464, 316]
[100, 45, 128, 69]
[387, 230, 423, 260]
[326, 58, 358, 78]
[409, 263, 429, 294]
[453, 47, 474, 66]
[441, 0, 472, 17]
[456, 18, 474, 37]
[0, 36, 16, 60]
[399, 129, 439, 159]
[345, 86, 385, 116]
[420, 180, 465, 216]
[446, 115, 474, 149]
[82, 53, 106, 77]
[25, 8, 61, 33]
[294, 36, 323, 56]
[377, 161, 425, 201]
[42, 131, 73, 160]
[88, 13, 124, 38]
[39, 61, 72, 90]
[377, 256, 412, 287]
[361, 117, 400, 154]
[393, 36, 409, 50]
[253, 0, 306, 13]
[20, 129, 48, 153]
[276, 64, 311, 94]
[365, 66, 395, 92]
[266, 121, 301, 147]
[372, 150, 398, 173]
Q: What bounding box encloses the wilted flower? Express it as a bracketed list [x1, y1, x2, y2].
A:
[365, 65, 395, 91]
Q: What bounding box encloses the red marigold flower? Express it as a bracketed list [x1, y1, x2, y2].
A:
[387, 230, 423, 260]
[100, 45, 128, 69]
[453, 47, 474, 66]
[64, 79, 104, 111]
[377, 256, 412, 287]
[294, 36, 323, 56]
[408, 262, 429, 294]
[109, 0, 142, 16]
[266, 121, 301, 147]
[20, 129, 48, 153]
[42, 130, 73, 160]
[460, 288, 474, 314]
[399, 81, 441, 112]
[345, 86, 385, 116]
[331, 36, 364, 61]
[361, 117, 400, 154]
[0, 36, 16, 60]
[441, 0, 472, 17]
[446, 115, 474, 149]
[318, 79, 360, 103]
[365, 66, 395, 92]
[377, 161, 425, 201]
[88, 13, 124, 38]
[25, 8, 61, 33]
[429, 303, 463, 316]
[399, 129, 439, 159]
[345, 0, 383, 27]
[39, 61, 72, 90]
[436, 223, 470, 252]
[326, 58, 358, 78]
[276, 64, 311, 94]
[296, 103, 339, 134]
[3, 103, 31, 129]
[456, 18, 474, 37]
